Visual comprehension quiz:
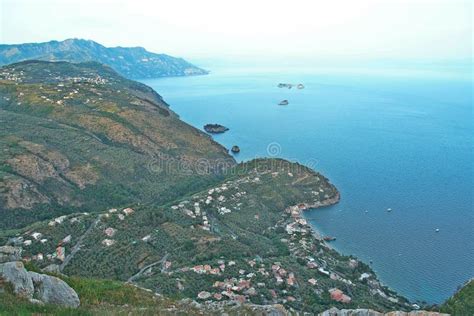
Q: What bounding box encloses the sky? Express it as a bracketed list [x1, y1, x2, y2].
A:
[0, 0, 472, 64]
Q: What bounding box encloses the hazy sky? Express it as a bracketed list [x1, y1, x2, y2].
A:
[1, 0, 472, 62]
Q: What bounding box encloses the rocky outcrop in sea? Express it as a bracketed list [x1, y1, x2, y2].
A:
[204, 124, 229, 134]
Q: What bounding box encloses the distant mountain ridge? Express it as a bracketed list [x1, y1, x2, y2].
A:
[0, 39, 208, 79]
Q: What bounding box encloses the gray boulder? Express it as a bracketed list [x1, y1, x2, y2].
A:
[0, 261, 34, 298]
[29, 271, 80, 308]
[0, 259, 80, 308]
[42, 264, 62, 275]
[0, 246, 22, 263]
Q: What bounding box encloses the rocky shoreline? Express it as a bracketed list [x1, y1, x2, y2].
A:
[289, 191, 340, 242]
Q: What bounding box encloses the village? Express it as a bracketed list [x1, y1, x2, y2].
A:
[0, 66, 109, 85]
[0, 65, 112, 110]
[6, 165, 408, 312]
[140, 168, 404, 308]
[0, 68, 25, 82]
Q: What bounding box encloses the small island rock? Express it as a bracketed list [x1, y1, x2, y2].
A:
[277, 83, 293, 89]
[231, 145, 240, 153]
[204, 124, 229, 134]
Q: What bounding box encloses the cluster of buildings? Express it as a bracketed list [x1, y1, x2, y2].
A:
[5, 71, 110, 109]
[173, 254, 318, 305]
[0, 68, 109, 86]
[329, 288, 352, 303]
[100, 208, 135, 246]
[19, 222, 75, 264]
[170, 178, 256, 232]
[0, 69, 24, 82]
[170, 181, 247, 231]
[271, 263, 297, 287]
[61, 75, 108, 85]
[17, 206, 138, 267]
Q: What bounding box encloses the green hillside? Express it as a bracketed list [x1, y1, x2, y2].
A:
[3, 159, 412, 314]
[440, 279, 474, 315]
[0, 60, 233, 229]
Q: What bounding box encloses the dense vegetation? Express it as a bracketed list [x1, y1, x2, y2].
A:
[0, 39, 208, 79]
[4, 158, 411, 314]
[0, 271, 185, 315]
[439, 279, 474, 315]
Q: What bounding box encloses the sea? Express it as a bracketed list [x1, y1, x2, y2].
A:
[141, 63, 473, 304]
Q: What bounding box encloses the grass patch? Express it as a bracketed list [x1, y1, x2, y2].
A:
[440, 280, 474, 315]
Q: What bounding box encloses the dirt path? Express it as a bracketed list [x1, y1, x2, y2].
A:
[291, 174, 310, 185]
[59, 214, 101, 272]
[127, 253, 169, 283]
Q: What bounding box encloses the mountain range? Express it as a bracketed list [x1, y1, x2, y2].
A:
[0, 39, 208, 79]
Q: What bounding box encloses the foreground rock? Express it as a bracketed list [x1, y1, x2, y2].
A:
[29, 271, 80, 308]
[0, 246, 22, 263]
[1, 261, 34, 299]
[0, 247, 80, 308]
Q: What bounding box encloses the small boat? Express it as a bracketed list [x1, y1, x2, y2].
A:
[387, 208, 392, 212]
[297, 84, 305, 89]
[435, 228, 440, 232]
[323, 236, 336, 242]
[278, 100, 289, 106]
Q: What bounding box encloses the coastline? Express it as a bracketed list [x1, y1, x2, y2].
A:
[281, 189, 412, 310]
[140, 69, 473, 305]
[289, 191, 341, 242]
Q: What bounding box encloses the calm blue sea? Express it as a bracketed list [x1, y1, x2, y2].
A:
[141, 65, 473, 304]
